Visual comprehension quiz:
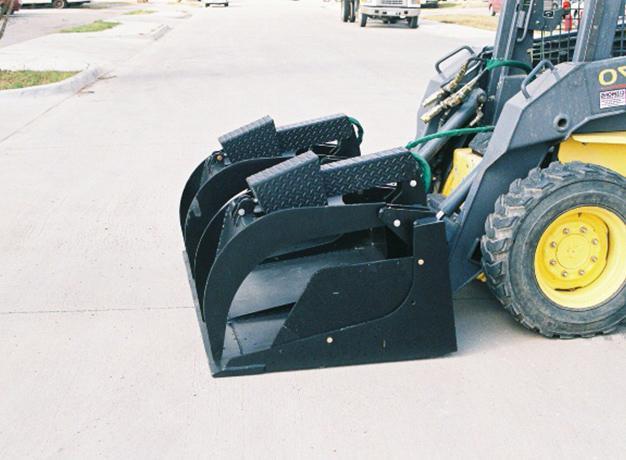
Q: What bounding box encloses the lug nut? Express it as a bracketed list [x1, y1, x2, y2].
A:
[550, 241, 557, 248]
[579, 270, 586, 276]
[580, 226, 588, 234]
[561, 271, 569, 278]
[591, 256, 598, 263]
[592, 238, 599, 246]
[549, 259, 557, 266]
[563, 228, 570, 235]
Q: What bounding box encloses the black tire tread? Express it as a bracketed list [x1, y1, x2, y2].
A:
[481, 161, 624, 338]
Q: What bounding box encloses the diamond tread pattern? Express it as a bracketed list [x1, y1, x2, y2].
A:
[322, 147, 417, 197]
[247, 152, 327, 214]
[247, 148, 419, 212]
[276, 114, 353, 151]
[217, 114, 354, 164]
[219, 116, 281, 162]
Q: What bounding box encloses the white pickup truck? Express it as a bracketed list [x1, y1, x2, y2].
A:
[341, 0, 422, 29]
[21, 0, 89, 8]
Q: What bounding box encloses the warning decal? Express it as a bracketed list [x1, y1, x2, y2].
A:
[600, 89, 626, 109]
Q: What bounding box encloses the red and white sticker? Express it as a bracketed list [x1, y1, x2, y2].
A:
[600, 88, 626, 109]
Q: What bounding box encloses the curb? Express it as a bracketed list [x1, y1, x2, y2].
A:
[149, 24, 171, 40]
[0, 65, 108, 100]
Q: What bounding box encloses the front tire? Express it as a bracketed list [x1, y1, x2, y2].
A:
[408, 16, 418, 28]
[359, 12, 367, 27]
[482, 162, 626, 338]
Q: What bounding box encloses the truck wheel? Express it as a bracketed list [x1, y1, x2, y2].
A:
[360, 13, 367, 27]
[408, 16, 419, 28]
[341, 0, 349, 22]
[482, 162, 626, 338]
[52, 0, 66, 8]
[349, 0, 356, 22]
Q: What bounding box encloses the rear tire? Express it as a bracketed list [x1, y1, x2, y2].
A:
[52, 0, 66, 8]
[482, 162, 626, 338]
[408, 16, 418, 28]
[341, 0, 349, 22]
[349, 0, 356, 22]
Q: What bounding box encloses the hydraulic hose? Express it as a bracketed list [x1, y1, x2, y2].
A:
[484, 58, 533, 73]
[348, 116, 364, 145]
[421, 58, 531, 123]
[405, 126, 494, 192]
[408, 58, 528, 193]
[350, 59, 525, 195]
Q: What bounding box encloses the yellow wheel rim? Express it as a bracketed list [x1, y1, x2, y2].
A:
[534, 206, 626, 310]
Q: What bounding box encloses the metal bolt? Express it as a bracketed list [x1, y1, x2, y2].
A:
[580, 226, 588, 234]
[549, 259, 557, 266]
[579, 270, 586, 276]
[592, 239, 599, 246]
[216, 154, 224, 162]
[550, 241, 557, 248]
[591, 256, 598, 263]
[393, 219, 401, 228]
[326, 336, 334, 344]
[561, 271, 569, 278]
[563, 228, 570, 235]
[409, 180, 418, 188]
[237, 208, 246, 216]
[417, 259, 425, 266]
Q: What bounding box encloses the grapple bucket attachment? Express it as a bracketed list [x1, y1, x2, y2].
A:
[181, 121, 456, 377]
[179, 114, 361, 272]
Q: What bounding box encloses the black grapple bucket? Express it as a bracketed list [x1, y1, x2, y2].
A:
[182, 139, 457, 377]
[179, 114, 361, 273]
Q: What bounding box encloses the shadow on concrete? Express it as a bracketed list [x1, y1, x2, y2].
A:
[452, 281, 540, 356]
[452, 280, 626, 356]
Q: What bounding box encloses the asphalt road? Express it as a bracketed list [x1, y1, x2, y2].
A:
[1, 1, 624, 458]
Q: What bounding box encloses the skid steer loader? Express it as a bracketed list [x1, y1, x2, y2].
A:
[180, 0, 626, 377]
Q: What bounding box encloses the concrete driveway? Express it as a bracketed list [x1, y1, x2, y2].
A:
[1, 0, 624, 458]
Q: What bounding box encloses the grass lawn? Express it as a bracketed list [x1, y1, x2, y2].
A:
[423, 14, 498, 31]
[61, 20, 120, 33]
[0, 70, 78, 90]
[437, 1, 486, 8]
[124, 9, 156, 15]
